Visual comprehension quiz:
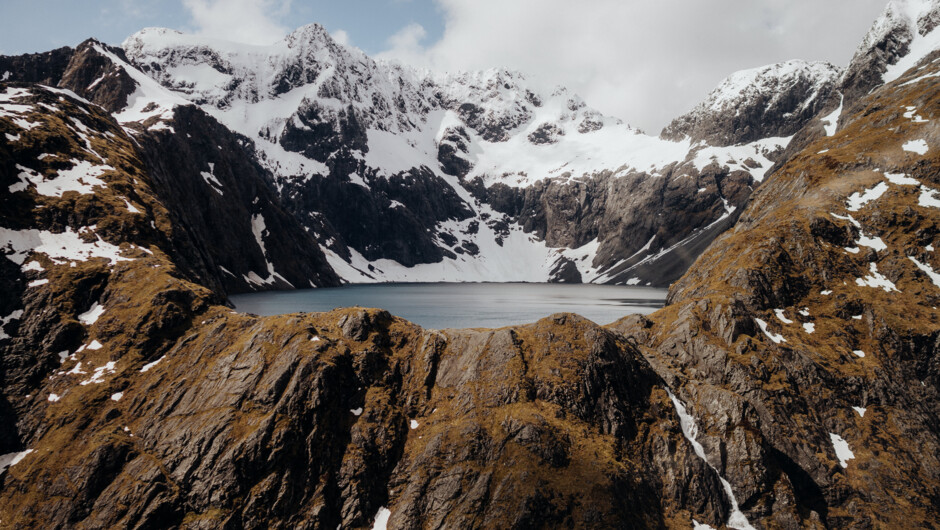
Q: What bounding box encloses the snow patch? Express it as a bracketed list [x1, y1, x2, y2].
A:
[47, 393, 60, 402]
[855, 263, 898, 292]
[829, 433, 855, 468]
[821, 95, 843, 136]
[754, 318, 786, 344]
[0, 226, 133, 268]
[351, 407, 363, 416]
[140, 355, 166, 373]
[0, 449, 33, 475]
[903, 106, 929, 123]
[13, 159, 112, 197]
[830, 212, 861, 228]
[0, 309, 24, 340]
[918, 186, 940, 208]
[244, 214, 294, 288]
[410, 419, 419, 429]
[902, 139, 928, 155]
[883, 171, 919, 185]
[200, 162, 224, 195]
[347, 172, 370, 189]
[846, 182, 889, 211]
[371, 507, 391, 530]
[78, 302, 106, 325]
[853, 406, 867, 418]
[853, 350, 866, 358]
[909, 256, 940, 287]
[111, 392, 124, 401]
[122, 197, 141, 213]
[856, 233, 887, 252]
[666, 389, 755, 530]
[774, 309, 793, 324]
[79, 361, 116, 385]
[803, 322, 815, 334]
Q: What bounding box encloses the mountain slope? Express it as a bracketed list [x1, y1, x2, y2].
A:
[0, 86, 742, 529]
[0, 48, 936, 526]
[617, 39, 940, 528]
[0, 41, 340, 294]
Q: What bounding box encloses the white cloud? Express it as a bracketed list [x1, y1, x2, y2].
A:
[380, 0, 889, 133]
[376, 22, 428, 65]
[331, 29, 352, 47]
[182, 0, 292, 45]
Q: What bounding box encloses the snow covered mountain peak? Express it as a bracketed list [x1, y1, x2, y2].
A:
[120, 25, 656, 184]
[703, 60, 840, 113]
[662, 59, 841, 146]
[842, 0, 940, 96]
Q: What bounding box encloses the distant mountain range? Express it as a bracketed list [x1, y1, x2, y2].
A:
[7, 0, 925, 292]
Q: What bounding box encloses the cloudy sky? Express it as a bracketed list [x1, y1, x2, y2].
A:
[1, 0, 889, 132]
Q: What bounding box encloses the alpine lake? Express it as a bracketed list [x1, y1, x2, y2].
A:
[230, 283, 667, 329]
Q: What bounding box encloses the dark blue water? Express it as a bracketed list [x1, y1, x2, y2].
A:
[230, 283, 667, 329]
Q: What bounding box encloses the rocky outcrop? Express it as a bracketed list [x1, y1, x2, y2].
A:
[0, 296, 742, 528]
[473, 147, 771, 286]
[0, 39, 137, 113]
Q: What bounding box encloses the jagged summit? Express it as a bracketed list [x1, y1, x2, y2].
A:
[842, 0, 940, 99]
[662, 60, 842, 146]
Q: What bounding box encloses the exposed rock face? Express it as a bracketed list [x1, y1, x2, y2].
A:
[662, 60, 842, 146]
[0, 298, 739, 528]
[0, 93, 742, 524]
[0, 39, 137, 113]
[134, 104, 340, 292]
